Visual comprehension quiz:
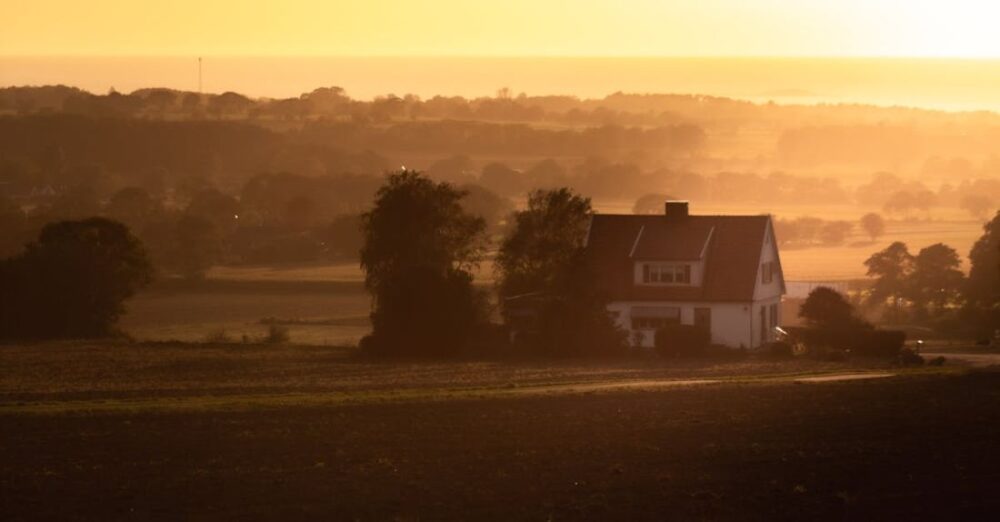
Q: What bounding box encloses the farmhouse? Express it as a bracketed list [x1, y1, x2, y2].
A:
[585, 201, 785, 349]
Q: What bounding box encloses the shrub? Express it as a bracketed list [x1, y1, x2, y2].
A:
[655, 324, 710, 357]
[853, 330, 906, 358]
[897, 347, 925, 366]
[264, 324, 290, 344]
[0, 218, 153, 340]
[762, 341, 794, 359]
[927, 356, 947, 366]
[786, 326, 906, 359]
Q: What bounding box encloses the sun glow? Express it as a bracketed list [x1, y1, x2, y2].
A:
[3, 0, 1000, 58]
[868, 0, 1000, 58]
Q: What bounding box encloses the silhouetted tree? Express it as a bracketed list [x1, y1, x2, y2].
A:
[632, 193, 676, 215]
[864, 241, 914, 323]
[963, 211, 999, 337]
[105, 187, 162, 230]
[317, 214, 363, 260]
[0, 196, 31, 258]
[360, 171, 487, 356]
[185, 188, 240, 235]
[208, 92, 253, 119]
[799, 287, 867, 329]
[497, 188, 626, 355]
[909, 243, 964, 316]
[819, 221, 852, 246]
[860, 212, 886, 242]
[0, 218, 152, 339]
[167, 215, 222, 280]
[960, 194, 993, 221]
[479, 162, 524, 196]
[459, 184, 513, 233]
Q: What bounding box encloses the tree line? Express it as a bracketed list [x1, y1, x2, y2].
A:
[862, 217, 999, 339]
[2, 169, 995, 354]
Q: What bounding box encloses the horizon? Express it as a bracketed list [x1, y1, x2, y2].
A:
[7, 55, 1000, 112]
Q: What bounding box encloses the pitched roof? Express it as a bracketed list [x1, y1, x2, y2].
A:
[585, 213, 773, 302]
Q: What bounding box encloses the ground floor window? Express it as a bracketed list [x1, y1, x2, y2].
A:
[631, 306, 681, 330]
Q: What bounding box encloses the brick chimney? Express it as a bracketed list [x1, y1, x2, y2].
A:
[664, 200, 689, 220]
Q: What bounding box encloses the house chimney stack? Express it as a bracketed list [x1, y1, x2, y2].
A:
[665, 200, 689, 220]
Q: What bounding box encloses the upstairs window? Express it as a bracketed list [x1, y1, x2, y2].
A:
[642, 263, 691, 285]
[761, 261, 777, 284]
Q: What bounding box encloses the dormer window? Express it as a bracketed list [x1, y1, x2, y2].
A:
[642, 263, 691, 285]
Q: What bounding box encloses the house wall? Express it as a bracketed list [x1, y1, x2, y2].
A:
[750, 296, 783, 347]
[750, 218, 785, 347]
[753, 220, 784, 302]
[608, 301, 753, 348]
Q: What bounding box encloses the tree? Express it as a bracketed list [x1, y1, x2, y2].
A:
[0, 218, 153, 339]
[105, 187, 162, 230]
[963, 211, 999, 337]
[799, 287, 866, 329]
[458, 184, 513, 233]
[208, 92, 252, 119]
[909, 243, 964, 316]
[497, 189, 592, 300]
[317, 214, 363, 260]
[497, 188, 626, 355]
[864, 241, 914, 323]
[360, 171, 487, 356]
[883, 191, 914, 218]
[0, 196, 30, 258]
[479, 162, 524, 196]
[860, 212, 886, 242]
[632, 193, 676, 215]
[960, 194, 993, 221]
[167, 215, 222, 280]
[819, 220, 852, 246]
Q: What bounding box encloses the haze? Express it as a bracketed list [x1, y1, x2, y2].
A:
[6, 0, 1000, 57]
[3, 1, 1000, 519]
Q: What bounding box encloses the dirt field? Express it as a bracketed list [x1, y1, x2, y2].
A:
[3, 343, 1000, 519]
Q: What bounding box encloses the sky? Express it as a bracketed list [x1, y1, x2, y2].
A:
[4, 0, 1000, 58]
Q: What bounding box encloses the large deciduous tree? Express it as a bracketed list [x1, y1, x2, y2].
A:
[963, 211, 999, 338]
[360, 171, 487, 356]
[799, 286, 868, 330]
[859, 212, 886, 242]
[0, 218, 153, 339]
[497, 188, 626, 356]
[909, 243, 965, 316]
[864, 241, 914, 324]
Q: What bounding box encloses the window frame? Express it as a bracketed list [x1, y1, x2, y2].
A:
[641, 263, 692, 286]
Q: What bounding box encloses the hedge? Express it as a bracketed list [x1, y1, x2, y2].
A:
[785, 326, 906, 358]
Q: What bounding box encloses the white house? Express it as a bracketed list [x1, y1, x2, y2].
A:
[585, 201, 785, 349]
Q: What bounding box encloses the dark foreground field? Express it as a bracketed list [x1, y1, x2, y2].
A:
[2, 344, 1000, 520]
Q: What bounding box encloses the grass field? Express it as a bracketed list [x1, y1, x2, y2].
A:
[2, 342, 999, 519]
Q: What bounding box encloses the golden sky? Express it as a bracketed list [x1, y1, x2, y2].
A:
[4, 0, 1000, 57]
